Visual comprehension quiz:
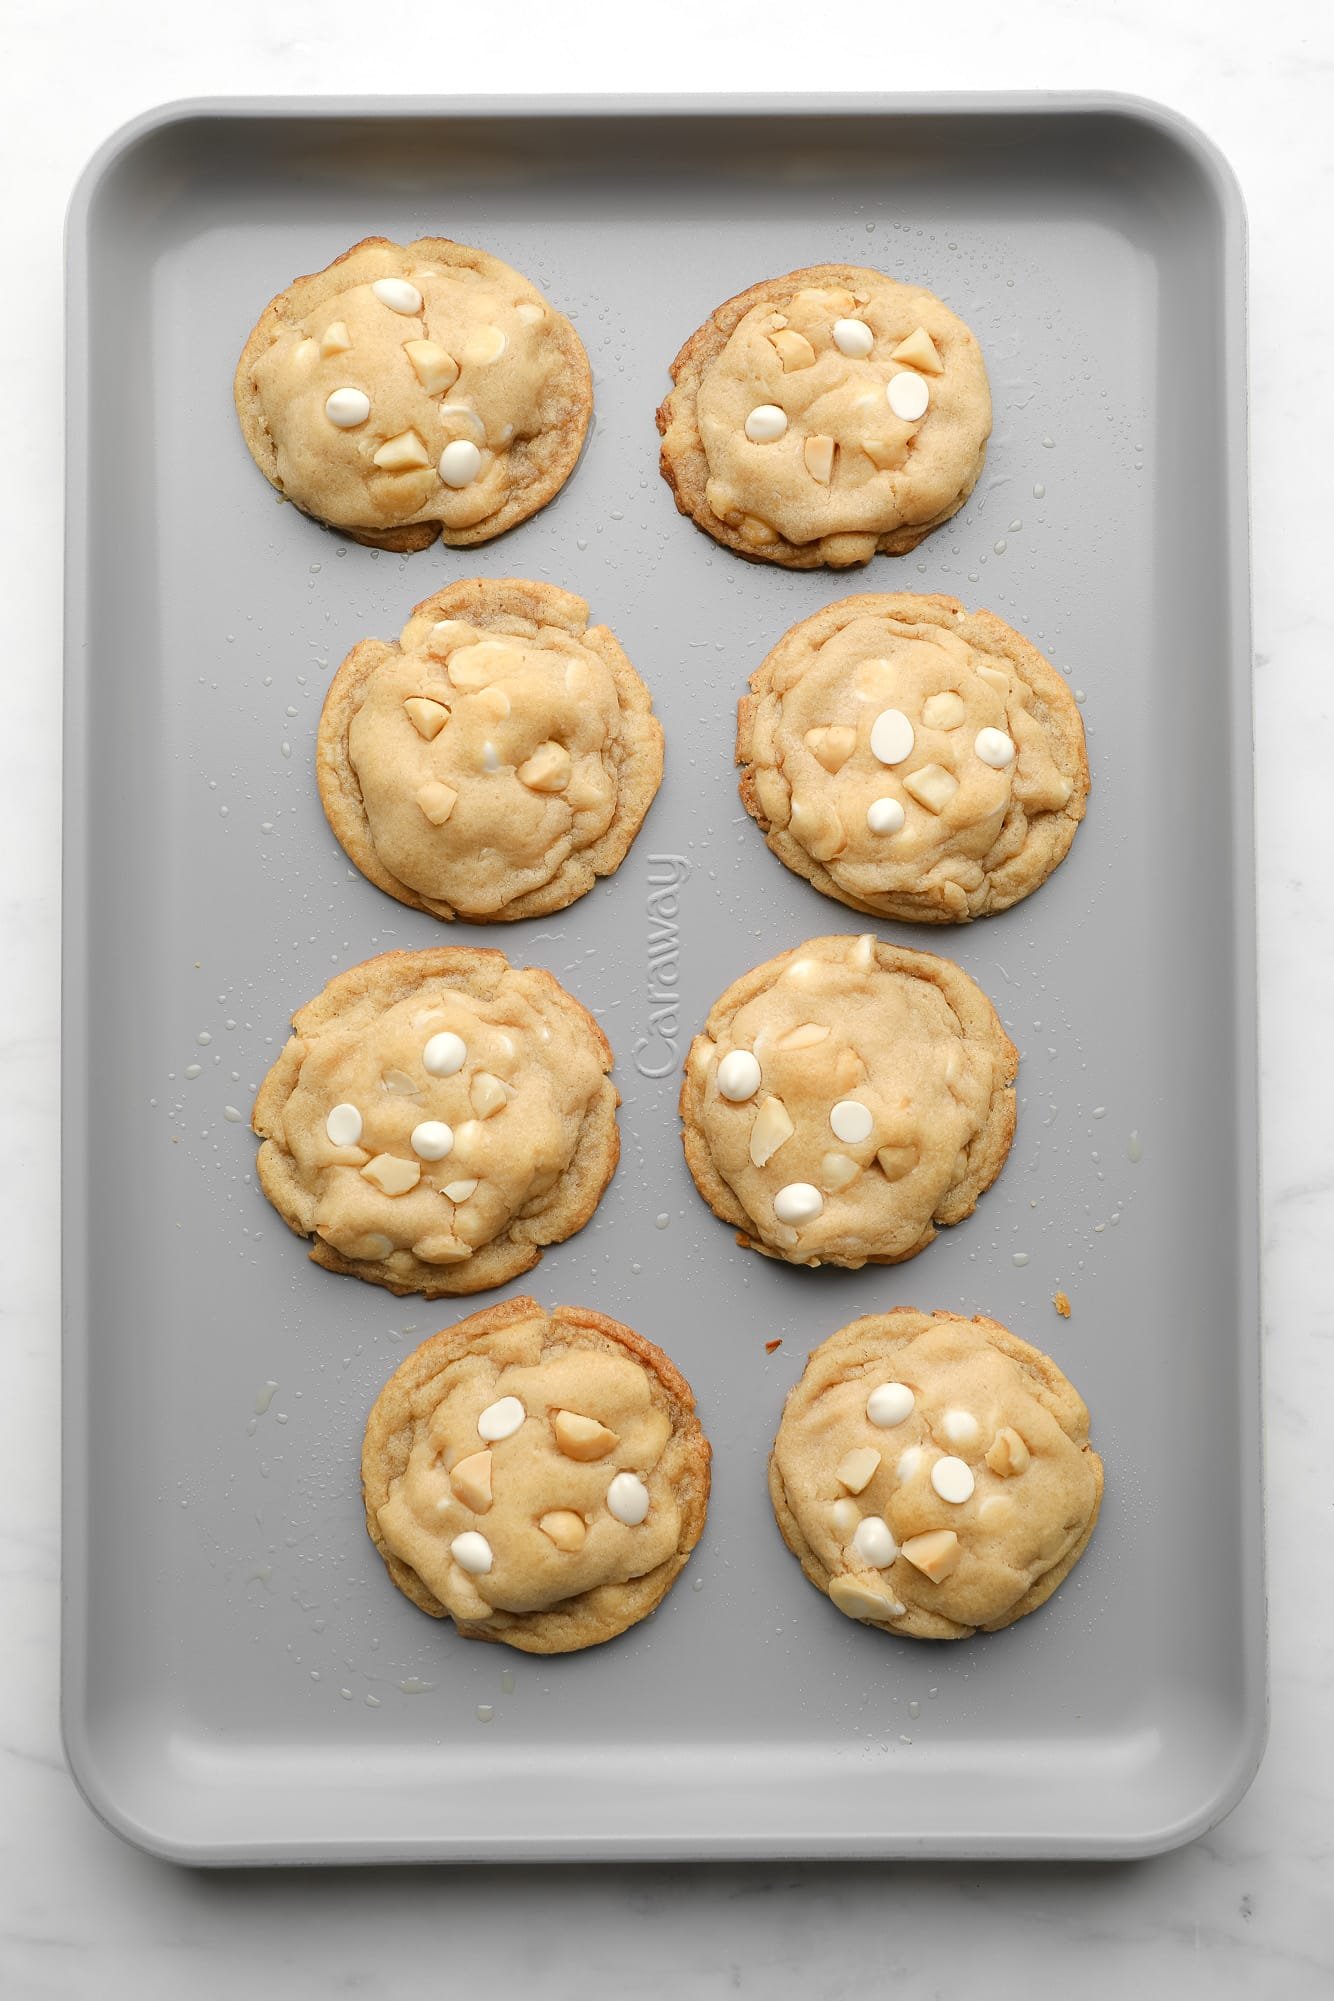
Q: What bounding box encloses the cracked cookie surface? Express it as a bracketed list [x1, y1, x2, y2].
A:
[235, 236, 592, 550]
[657, 263, 990, 568]
[362, 1296, 710, 1653]
[252, 949, 618, 1297]
[737, 593, 1089, 922]
[317, 578, 664, 923]
[770, 1308, 1103, 1639]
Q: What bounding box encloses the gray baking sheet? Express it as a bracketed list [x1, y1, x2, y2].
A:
[63, 94, 1262, 1862]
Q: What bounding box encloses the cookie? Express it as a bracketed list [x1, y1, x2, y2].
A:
[737, 593, 1089, 923]
[769, 1308, 1103, 1639]
[251, 948, 618, 1297]
[316, 578, 664, 923]
[234, 236, 592, 550]
[680, 933, 1016, 1269]
[362, 1296, 711, 1653]
[657, 264, 990, 569]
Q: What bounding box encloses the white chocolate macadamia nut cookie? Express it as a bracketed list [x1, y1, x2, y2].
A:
[251, 948, 618, 1298]
[769, 1309, 1103, 1639]
[317, 579, 664, 923]
[362, 1296, 711, 1652]
[657, 264, 991, 568]
[234, 237, 592, 550]
[737, 593, 1090, 923]
[680, 934, 1017, 1269]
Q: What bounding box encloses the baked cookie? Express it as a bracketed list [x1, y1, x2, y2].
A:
[251, 949, 618, 1297]
[657, 264, 990, 568]
[680, 933, 1016, 1269]
[362, 1296, 711, 1653]
[769, 1308, 1103, 1639]
[316, 578, 664, 923]
[234, 236, 591, 550]
[737, 593, 1089, 923]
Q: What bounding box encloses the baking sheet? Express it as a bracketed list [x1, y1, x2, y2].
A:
[62, 93, 1262, 1862]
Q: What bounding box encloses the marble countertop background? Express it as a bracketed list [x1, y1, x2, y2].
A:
[3, 2, 1331, 1993]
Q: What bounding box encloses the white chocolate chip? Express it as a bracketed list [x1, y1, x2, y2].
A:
[515, 300, 545, 325]
[606, 1471, 650, 1526]
[749, 1094, 795, 1168]
[887, 370, 930, 421]
[473, 686, 512, 724]
[902, 764, 959, 815]
[941, 1408, 980, 1448]
[866, 796, 906, 835]
[439, 402, 486, 441]
[450, 1449, 493, 1512]
[774, 1182, 823, 1227]
[325, 1102, 363, 1147]
[803, 434, 836, 484]
[850, 934, 876, 971]
[539, 1510, 586, 1552]
[403, 338, 459, 394]
[867, 1382, 915, 1429]
[294, 338, 318, 365]
[832, 317, 875, 358]
[901, 1528, 960, 1582]
[478, 1395, 525, 1443]
[889, 326, 944, 375]
[974, 727, 1016, 769]
[360, 1153, 421, 1197]
[870, 709, 915, 766]
[930, 1456, 975, 1505]
[423, 1031, 467, 1076]
[979, 1494, 1015, 1527]
[922, 691, 966, 730]
[319, 320, 352, 358]
[439, 439, 483, 487]
[461, 324, 507, 366]
[744, 404, 788, 442]
[829, 1574, 904, 1622]
[876, 1142, 918, 1181]
[416, 780, 458, 826]
[325, 387, 370, 428]
[777, 1022, 831, 1052]
[553, 1409, 620, 1462]
[770, 328, 816, 371]
[820, 1152, 860, 1192]
[380, 1068, 421, 1097]
[836, 1446, 881, 1495]
[450, 1530, 493, 1575]
[517, 741, 572, 793]
[372, 428, 432, 472]
[372, 277, 422, 315]
[481, 742, 503, 773]
[443, 1178, 479, 1202]
[804, 724, 857, 774]
[717, 1050, 762, 1103]
[851, 1516, 898, 1568]
[470, 1072, 511, 1120]
[829, 1099, 873, 1145]
[403, 696, 450, 740]
[985, 1427, 1031, 1478]
[410, 1120, 454, 1162]
[831, 1497, 861, 1536]
[897, 1445, 924, 1483]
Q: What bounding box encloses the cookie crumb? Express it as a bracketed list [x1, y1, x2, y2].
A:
[765, 1338, 783, 1354]
[1053, 1290, 1071, 1318]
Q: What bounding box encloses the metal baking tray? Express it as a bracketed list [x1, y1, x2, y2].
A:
[63, 93, 1262, 1862]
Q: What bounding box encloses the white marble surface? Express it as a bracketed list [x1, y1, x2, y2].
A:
[4, 1, 1332, 1993]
